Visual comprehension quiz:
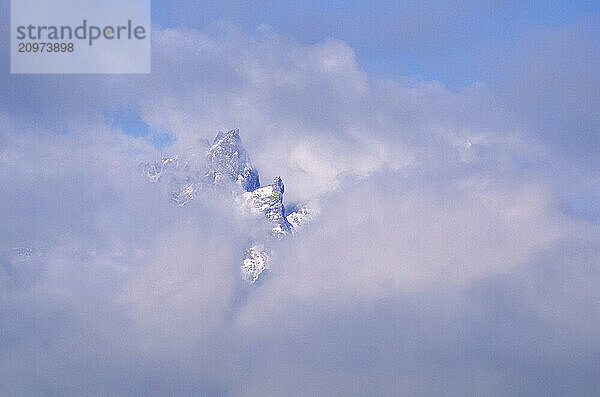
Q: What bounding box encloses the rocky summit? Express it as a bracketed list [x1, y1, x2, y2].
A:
[206, 128, 260, 192]
[142, 128, 312, 283]
[240, 176, 293, 239]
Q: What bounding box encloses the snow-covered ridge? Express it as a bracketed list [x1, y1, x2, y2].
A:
[242, 244, 270, 284]
[141, 128, 313, 283]
[206, 128, 260, 192]
[240, 176, 293, 239]
[285, 203, 314, 230]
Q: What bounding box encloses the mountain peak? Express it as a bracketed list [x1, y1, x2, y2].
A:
[272, 176, 284, 194]
[213, 128, 240, 145]
[207, 128, 260, 192]
[242, 175, 292, 239]
[143, 128, 312, 284]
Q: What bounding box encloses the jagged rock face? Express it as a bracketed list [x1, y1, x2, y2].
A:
[206, 129, 260, 192]
[142, 128, 313, 284]
[285, 203, 314, 231]
[241, 244, 270, 283]
[241, 176, 293, 239]
[142, 154, 206, 206]
[141, 155, 179, 183]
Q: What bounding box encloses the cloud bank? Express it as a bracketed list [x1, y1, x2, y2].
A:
[1, 21, 599, 396]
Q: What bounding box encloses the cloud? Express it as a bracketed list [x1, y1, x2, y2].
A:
[0, 22, 599, 396]
[482, 21, 600, 167]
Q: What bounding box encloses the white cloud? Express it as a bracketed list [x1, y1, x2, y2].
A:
[0, 23, 599, 396]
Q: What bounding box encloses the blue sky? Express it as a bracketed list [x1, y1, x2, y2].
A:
[152, 0, 600, 88]
[129, 1, 599, 219]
